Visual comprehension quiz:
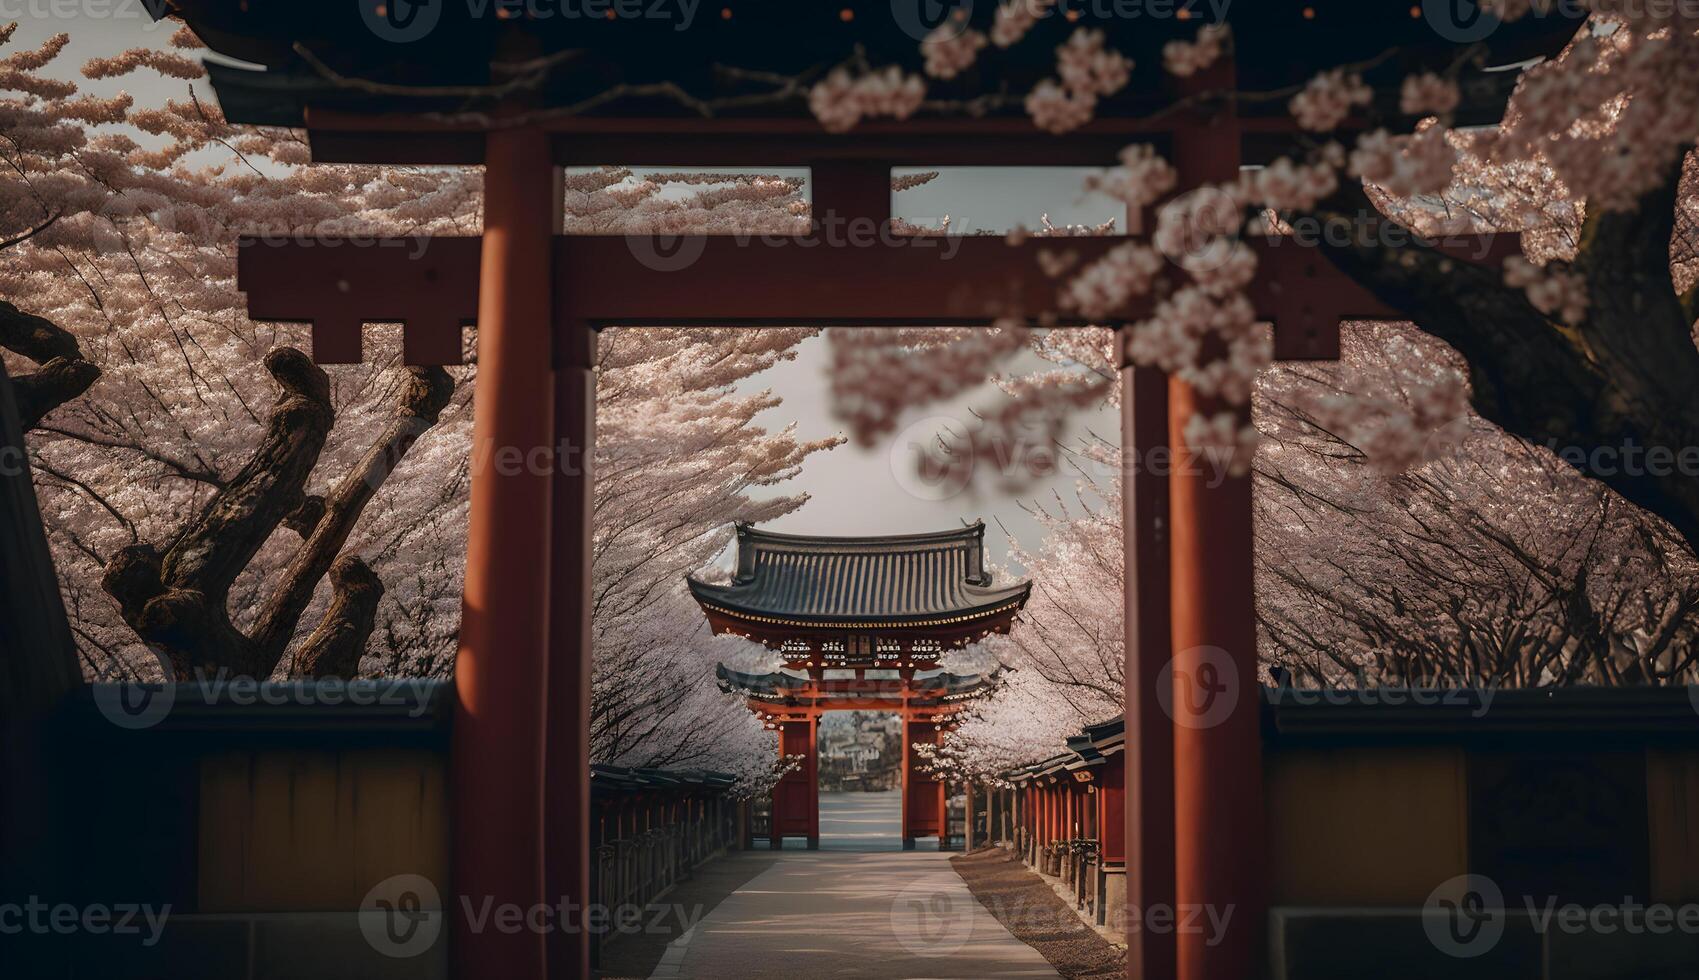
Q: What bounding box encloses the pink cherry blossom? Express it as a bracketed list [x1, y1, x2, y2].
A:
[1289, 70, 1373, 132]
[1400, 72, 1461, 116]
[808, 66, 926, 133]
[1084, 144, 1179, 213]
[1056, 28, 1132, 100]
[922, 20, 988, 80]
[1349, 126, 1459, 197]
[1244, 156, 1340, 211]
[1025, 78, 1097, 134]
[1162, 23, 1230, 78]
[1058, 241, 1165, 320]
[1504, 255, 1589, 325]
[991, 0, 1056, 49]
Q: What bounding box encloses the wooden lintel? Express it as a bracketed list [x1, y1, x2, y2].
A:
[301, 109, 1331, 167]
[237, 232, 1515, 366]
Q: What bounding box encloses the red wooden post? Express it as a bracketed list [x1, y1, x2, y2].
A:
[452, 125, 555, 980]
[771, 716, 817, 848]
[1101, 759, 1127, 868]
[807, 711, 821, 850]
[903, 712, 945, 850]
[1031, 784, 1040, 861]
[773, 729, 787, 850]
[1122, 352, 1176, 976]
[547, 186, 595, 975]
[901, 707, 912, 847]
[1167, 57, 1265, 980]
[1032, 784, 1046, 852]
[1022, 785, 1030, 857]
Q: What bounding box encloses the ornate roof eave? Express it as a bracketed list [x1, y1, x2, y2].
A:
[689, 588, 1030, 633]
[161, 1, 1582, 139]
[714, 663, 998, 701]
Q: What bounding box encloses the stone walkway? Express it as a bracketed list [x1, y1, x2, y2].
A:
[650, 792, 1059, 979]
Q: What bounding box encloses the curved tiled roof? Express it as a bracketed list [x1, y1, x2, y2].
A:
[687, 522, 1029, 627]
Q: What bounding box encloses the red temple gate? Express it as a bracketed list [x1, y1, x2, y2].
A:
[691, 523, 1022, 848]
[171, 3, 1565, 975]
[226, 124, 1513, 980]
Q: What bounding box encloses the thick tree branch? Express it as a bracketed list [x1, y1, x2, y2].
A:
[249, 365, 453, 675]
[0, 299, 79, 363]
[101, 347, 333, 678]
[294, 553, 384, 678]
[158, 348, 332, 602]
[1308, 168, 1699, 554]
[0, 299, 99, 428]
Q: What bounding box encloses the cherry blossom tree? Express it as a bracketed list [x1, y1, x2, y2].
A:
[0, 24, 485, 681]
[937, 318, 1699, 776]
[818, 7, 1699, 564]
[0, 27, 838, 779]
[1258, 321, 1699, 688]
[933, 444, 1125, 779]
[810, 6, 1699, 774]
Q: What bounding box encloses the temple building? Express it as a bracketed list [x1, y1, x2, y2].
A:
[688, 522, 1029, 849]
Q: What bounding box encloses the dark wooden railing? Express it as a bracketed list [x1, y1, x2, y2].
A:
[589, 766, 749, 958]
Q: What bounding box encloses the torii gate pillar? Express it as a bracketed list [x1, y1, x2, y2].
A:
[1166, 59, 1264, 980]
[449, 126, 593, 980]
[901, 716, 946, 849]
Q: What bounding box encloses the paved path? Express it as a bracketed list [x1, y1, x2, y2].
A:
[816, 789, 936, 851]
[651, 792, 1059, 979]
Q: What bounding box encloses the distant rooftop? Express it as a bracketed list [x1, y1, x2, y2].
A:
[688, 522, 1029, 630]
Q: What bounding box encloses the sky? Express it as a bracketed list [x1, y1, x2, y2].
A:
[738, 167, 1124, 568]
[13, 10, 1124, 568]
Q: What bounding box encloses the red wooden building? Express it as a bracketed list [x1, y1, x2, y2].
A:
[690, 522, 1025, 849]
[995, 717, 1129, 930]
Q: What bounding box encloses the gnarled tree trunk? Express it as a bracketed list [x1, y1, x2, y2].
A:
[100, 346, 454, 680]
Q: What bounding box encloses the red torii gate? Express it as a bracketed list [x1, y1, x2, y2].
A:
[689, 522, 1028, 849]
[231, 77, 1512, 980]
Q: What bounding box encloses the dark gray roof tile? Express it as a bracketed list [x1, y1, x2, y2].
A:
[688, 522, 1028, 626]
